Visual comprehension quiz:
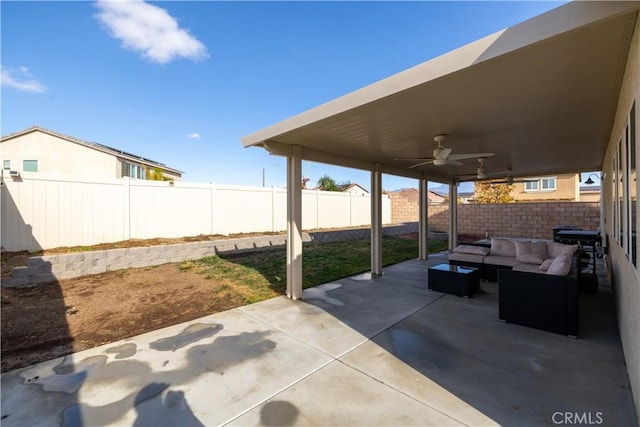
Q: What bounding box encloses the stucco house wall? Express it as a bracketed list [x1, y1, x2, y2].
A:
[602, 13, 640, 419]
[0, 127, 182, 181]
[513, 173, 579, 202]
[1, 130, 119, 178]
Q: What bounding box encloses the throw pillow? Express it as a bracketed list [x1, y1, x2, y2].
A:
[547, 241, 579, 258]
[452, 245, 491, 256]
[546, 255, 572, 276]
[515, 241, 548, 264]
[491, 238, 516, 257]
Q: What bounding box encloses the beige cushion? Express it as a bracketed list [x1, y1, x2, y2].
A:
[484, 255, 519, 267]
[452, 245, 491, 256]
[547, 241, 579, 258]
[513, 263, 545, 273]
[515, 240, 548, 265]
[538, 258, 555, 272]
[448, 252, 485, 264]
[491, 238, 516, 257]
[546, 255, 572, 276]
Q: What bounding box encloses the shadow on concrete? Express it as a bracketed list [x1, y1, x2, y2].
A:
[1, 176, 79, 423]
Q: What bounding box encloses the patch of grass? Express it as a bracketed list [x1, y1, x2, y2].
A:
[185, 236, 447, 305]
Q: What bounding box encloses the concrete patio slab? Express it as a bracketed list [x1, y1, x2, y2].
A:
[230, 358, 463, 426]
[1, 255, 636, 426]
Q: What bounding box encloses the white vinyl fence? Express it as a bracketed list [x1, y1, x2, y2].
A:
[1, 173, 391, 251]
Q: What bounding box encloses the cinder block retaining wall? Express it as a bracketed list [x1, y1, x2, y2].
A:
[3, 224, 437, 288]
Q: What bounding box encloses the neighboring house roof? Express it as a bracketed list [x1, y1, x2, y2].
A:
[338, 183, 369, 193]
[0, 126, 183, 175]
[458, 192, 475, 199]
[390, 188, 446, 203]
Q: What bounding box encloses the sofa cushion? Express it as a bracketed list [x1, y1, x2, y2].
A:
[546, 255, 572, 276]
[515, 240, 548, 265]
[547, 241, 579, 258]
[452, 245, 491, 256]
[513, 263, 545, 273]
[539, 258, 555, 272]
[484, 255, 519, 267]
[491, 238, 517, 257]
[449, 252, 485, 264]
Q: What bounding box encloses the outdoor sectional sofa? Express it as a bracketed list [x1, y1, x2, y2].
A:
[449, 238, 581, 337]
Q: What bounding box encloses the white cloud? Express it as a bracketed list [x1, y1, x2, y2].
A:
[95, 0, 208, 64]
[1, 66, 47, 93]
[186, 132, 201, 139]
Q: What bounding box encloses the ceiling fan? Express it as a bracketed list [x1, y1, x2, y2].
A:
[395, 134, 495, 168]
[490, 169, 536, 185]
[457, 157, 490, 180]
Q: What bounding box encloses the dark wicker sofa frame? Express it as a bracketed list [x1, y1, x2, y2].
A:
[498, 254, 580, 338]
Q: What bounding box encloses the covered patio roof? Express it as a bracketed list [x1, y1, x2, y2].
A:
[243, 1, 639, 183]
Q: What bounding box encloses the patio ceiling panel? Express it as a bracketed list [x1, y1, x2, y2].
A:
[243, 2, 639, 183]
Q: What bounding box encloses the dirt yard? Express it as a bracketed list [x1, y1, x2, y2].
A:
[1, 259, 266, 373]
[1, 231, 456, 373]
[0, 235, 266, 372]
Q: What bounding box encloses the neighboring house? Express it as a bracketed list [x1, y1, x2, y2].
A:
[0, 126, 183, 181]
[579, 185, 602, 202]
[338, 183, 369, 196]
[458, 191, 475, 204]
[512, 173, 580, 202]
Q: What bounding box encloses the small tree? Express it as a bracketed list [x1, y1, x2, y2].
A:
[147, 167, 174, 182]
[316, 175, 339, 191]
[474, 181, 514, 203]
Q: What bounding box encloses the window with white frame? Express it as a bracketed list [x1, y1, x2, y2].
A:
[3, 160, 10, 170]
[524, 177, 556, 192]
[121, 161, 146, 179]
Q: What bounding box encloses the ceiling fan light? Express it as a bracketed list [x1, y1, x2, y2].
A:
[433, 159, 447, 166]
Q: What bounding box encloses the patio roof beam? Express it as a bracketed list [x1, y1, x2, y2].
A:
[261, 140, 451, 184]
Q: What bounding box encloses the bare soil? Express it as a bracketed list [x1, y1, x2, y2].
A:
[0, 231, 452, 373]
[1, 233, 292, 373]
[1, 262, 252, 373]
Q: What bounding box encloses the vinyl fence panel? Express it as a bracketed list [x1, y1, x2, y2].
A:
[1, 174, 390, 251]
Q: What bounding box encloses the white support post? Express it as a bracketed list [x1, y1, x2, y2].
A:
[287, 145, 303, 299]
[371, 164, 383, 275]
[449, 182, 458, 250]
[419, 177, 428, 260]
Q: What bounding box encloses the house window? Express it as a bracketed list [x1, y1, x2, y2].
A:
[23, 160, 38, 172]
[121, 161, 146, 179]
[3, 160, 10, 170]
[524, 177, 556, 192]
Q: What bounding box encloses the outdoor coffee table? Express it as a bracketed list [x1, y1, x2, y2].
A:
[428, 263, 480, 297]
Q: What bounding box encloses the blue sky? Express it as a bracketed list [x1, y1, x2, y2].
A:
[2, 0, 589, 192]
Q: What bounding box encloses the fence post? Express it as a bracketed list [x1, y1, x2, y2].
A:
[272, 185, 276, 232]
[350, 192, 354, 227]
[210, 182, 216, 235]
[123, 177, 131, 240]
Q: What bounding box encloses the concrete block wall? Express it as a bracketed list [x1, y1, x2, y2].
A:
[390, 200, 600, 239]
[390, 192, 419, 224]
[2, 224, 425, 288]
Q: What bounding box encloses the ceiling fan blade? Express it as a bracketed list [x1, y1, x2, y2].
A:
[447, 152, 495, 161]
[408, 161, 434, 168]
[437, 147, 452, 159]
[394, 157, 435, 161]
[447, 160, 464, 166]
